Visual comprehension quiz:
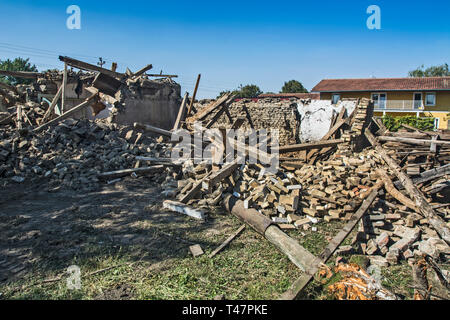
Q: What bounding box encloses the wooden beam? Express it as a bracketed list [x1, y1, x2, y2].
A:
[172, 92, 189, 131]
[134, 122, 173, 137]
[378, 136, 450, 146]
[208, 225, 246, 258]
[61, 62, 68, 113]
[279, 139, 344, 154]
[97, 165, 164, 179]
[131, 64, 153, 79]
[147, 74, 178, 78]
[203, 159, 239, 192]
[187, 74, 201, 116]
[187, 92, 231, 122]
[224, 195, 320, 272]
[204, 95, 236, 129]
[40, 86, 63, 124]
[0, 112, 15, 125]
[279, 189, 380, 300]
[59, 56, 123, 79]
[179, 173, 212, 204]
[394, 164, 450, 190]
[0, 70, 42, 79]
[365, 128, 450, 244]
[34, 93, 98, 132]
[376, 169, 419, 212]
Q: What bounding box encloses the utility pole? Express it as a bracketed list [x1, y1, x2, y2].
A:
[97, 57, 106, 68]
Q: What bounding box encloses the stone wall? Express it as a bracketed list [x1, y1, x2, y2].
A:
[200, 98, 301, 145]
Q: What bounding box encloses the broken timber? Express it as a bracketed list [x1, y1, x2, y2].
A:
[279, 139, 344, 154]
[208, 225, 246, 258]
[224, 195, 319, 272]
[279, 189, 380, 300]
[34, 93, 98, 133]
[40, 86, 63, 124]
[203, 159, 240, 192]
[378, 136, 450, 146]
[187, 74, 201, 116]
[365, 128, 450, 244]
[59, 56, 123, 79]
[97, 165, 164, 179]
[172, 92, 189, 131]
[134, 122, 172, 137]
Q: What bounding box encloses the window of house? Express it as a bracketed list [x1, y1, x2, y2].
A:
[371, 93, 386, 109]
[425, 93, 436, 106]
[331, 93, 340, 104]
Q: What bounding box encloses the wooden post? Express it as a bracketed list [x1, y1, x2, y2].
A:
[172, 92, 189, 131]
[61, 62, 68, 113]
[111, 62, 118, 72]
[16, 105, 23, 131]
[187, 74, 201, 116]
[41, 86, 63, 124]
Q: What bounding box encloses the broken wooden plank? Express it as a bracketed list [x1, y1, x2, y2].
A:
[97, 165, 164, 179]
[133, 122, 172, 137]
[0, 70, 42, 79]
[172, 92, 189, 131]
[163, 200, 206, 220]
[41, 85, 63, 124]
[59, 56, 123, 79]
[279, 188, 380, 300]
[378, 136, 450, 146]
[131, 64, 153, 79]
[376, 169, 419, 212]
[365, 128, 450, 244]
[394, 164, 450, 190]
[180, 173, 212, 204]
[203, 159, 239, 192]
[279, 139, 344, 154]
[61, 62, 68, 113]
[208, 225, 246, 258]
[0, 112, 14, 125]
[187, 74, 201, 116]
[187, 92, 231, 122]
[205, 95, 236, 129]
[34, 93, 98, 132]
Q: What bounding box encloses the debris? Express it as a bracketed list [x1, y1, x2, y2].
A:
[163, 200, 206, 220]
[189, 244, 204, 257]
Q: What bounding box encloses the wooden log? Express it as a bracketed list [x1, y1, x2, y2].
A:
[279, 139, 344, 154]
[279, 189, 380, 300]
[97, 165, 164, 179]
[59, 56, 123, 79]
[34, 94, 98, 132]
[365, 128, 450, 244]
[163, 200, 206, 220]
[208, 225, 246, 258]
[172, 92, 189, 131]
[224, 195, 319, 272]
[133, 122, 172, 137]
[378, 136, 450, 146]
[187, 74, 201, 116]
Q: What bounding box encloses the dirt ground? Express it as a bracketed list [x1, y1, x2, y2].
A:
[0, 175, 440, 300]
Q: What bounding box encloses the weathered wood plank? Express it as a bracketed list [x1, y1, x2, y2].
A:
[208, 225, 246, 258]
[97, 165, 164, 179]
[279, 139, 344, 154]
[163, 200, 206, 220]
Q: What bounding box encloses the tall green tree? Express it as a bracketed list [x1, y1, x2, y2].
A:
[0, 57, 38, 85]
[280, 80, 308, 93]
[408, 63, 450, 77]
[217, 84, 262, 99]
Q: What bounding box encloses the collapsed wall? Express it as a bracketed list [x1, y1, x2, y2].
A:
[201, 98, 301, 146]
[109, 77, 181, 130]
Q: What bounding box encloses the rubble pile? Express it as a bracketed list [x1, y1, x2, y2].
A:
[0, 118, 172, 191]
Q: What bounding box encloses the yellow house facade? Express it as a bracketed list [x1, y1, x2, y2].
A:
[311, 77, 450, 130]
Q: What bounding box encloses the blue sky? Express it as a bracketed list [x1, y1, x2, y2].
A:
[0, 0, 449, 98]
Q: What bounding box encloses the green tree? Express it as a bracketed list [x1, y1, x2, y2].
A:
[408, 63, 450, 77]
[280, 80, 308, 93]
[0, 57, 38, 85]
[217, 84, 262, 99]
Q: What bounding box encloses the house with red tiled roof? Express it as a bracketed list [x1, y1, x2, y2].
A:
[258, 93, 320, 99]
[311, 77, 450, 129]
